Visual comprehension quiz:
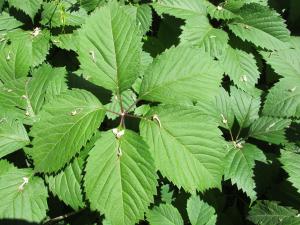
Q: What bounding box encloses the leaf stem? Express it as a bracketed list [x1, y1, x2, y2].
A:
[43, 209, 84, 224]
[125, 99, 140, 113]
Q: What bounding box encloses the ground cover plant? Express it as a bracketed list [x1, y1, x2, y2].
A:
[0, 0, 300, 224]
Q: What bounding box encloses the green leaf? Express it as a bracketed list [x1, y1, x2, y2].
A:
[280, 150, 300, 194]
[45, 132, 100, 211]
[228, 3, 290, 50]
[85, 130, 157, 225]
[46, 158, 85, 210]
[160, 184, 174, 204]
[221, 47, 259, 94]
[124, 4, 153, 36]
[187, 195, 217, 225]
[0, 64, 67, 123]
[28, 64, 67, 114]
[249, 117, 291, 145]
[261, 49, 300, 79]
[51, 32, 79, 51]
[213, 88, 235, 129]
[180, 16, 229, 58]
[0, 12, 23, 32]
[139, 46, 223, 104]
[41, 2, 87, 28]
[78, 2, 142, 92]
[8, 0, 42, 20]
[8, 28, 51, 67]
[230, 87, 261, 128]
[0, 115, 29, 158]
[0, 160, 48, 222]
[0, 41, 31, 83]
[263, 77, 300, 118]
[206, 2, 239, 21]
[248, 200, 300, 225]
[147, 204, 183, 225]
[140, 105, 225, 192]
[0, 78, 28, 114]
[224, 143, 266, 202]
[79, 0, 105, 12]
[152, 0, 206, 19]
[29, 89, 105, 172]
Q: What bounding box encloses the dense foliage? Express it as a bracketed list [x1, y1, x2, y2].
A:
[0, 0, 300, 224]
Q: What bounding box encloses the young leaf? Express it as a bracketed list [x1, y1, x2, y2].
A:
[263, 77, 300, 118]
[228, 3, 290, 50]
[85, 130, 157, 225]
[280, 150, 300, 194]
[160, 184, 174, 204]
[180, 16, 229, 58]
[105, 90, 136, 120]
[0, 115, 29, 158]
[147, 204, 183, 225]
[139, 46, 223, 104]
[152, 0, 206, 19]
[140, 105, 225, 192]
[230, 87, 261, 128]
[8, 0, 42, 20]
[29, 89, 106, 172]
[224, 143, 266, 202]
[187, 195, 217, 225]
[249, 117, 291, 145]
[221, 47, 259, 94]
[77, 1, 142, 92]
[0, 160, 48, 222]
[248, 200, 300, 225]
